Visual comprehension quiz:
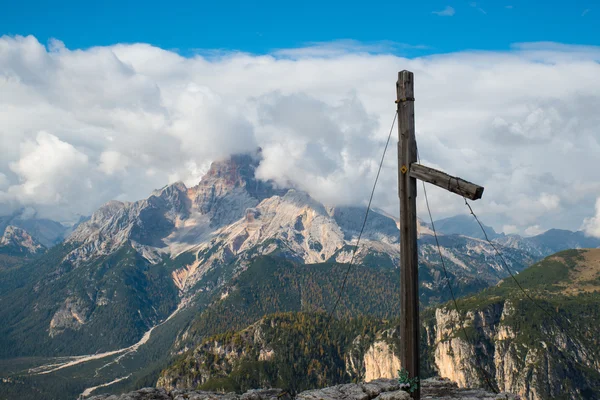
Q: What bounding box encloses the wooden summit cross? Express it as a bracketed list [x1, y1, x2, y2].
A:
[396, 70, 484, 399]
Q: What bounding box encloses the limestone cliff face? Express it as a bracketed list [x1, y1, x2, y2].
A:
[428, 301, 600, 400]
[363, 340, 402, 382]
[344, 329, 402, 383]
[430, 307, 492, 388]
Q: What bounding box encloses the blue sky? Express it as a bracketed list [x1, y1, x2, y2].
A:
[1, 0, 598, 55]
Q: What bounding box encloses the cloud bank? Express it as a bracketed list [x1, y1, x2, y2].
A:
[1, 35, 600, 235]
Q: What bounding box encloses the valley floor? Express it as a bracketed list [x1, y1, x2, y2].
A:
[0, 301, 190, 400]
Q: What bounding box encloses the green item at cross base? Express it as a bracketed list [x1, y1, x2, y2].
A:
[398, 368, 419, 393]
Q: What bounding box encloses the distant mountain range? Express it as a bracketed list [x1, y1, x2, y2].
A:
[1, 151, 599, 400]
[432, 214, 600, 259]
[0, 211, 69, 248]
[428, 214, 504, 240]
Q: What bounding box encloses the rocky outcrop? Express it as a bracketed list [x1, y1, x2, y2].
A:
[363, 341, 402, 382]
[0, 225, 45, 255]
[428, 300, 600, 400]
[189, 152, 285, 223]
[89, 378, 517, 400]
[0, 211, 68, 247]
[49, 296, 91, 337]
[296, 379, 409, 400]
[159, 314, 407, 393]
[345, 329, 402, 382]
[88, 387, 291, 400]
[192, 189, 348, 267]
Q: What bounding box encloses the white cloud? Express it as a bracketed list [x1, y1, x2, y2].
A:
[524, 225, 546, 237]
[583, 198, 600, 238]
[0, 35, 600, 234]
[98, 151, 129, 175]
[254, 92, 380, 205]
[502, 225, 519, 235]
[8, 132, 89, 207]
[538, 193, 560, 210]
[433, 6, 456, 16]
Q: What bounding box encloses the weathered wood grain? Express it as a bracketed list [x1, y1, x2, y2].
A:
[397, 70, 420, 400]
[409, 163, 484, 201]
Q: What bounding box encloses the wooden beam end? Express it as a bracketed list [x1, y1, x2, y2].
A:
[473, 186, 485, 201]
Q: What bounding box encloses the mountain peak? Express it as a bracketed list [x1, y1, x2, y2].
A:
[201, 152, 260, 186]
[0, 225, 45, 255]
[433, 214, 502, 240]
[193, 150, 283, 200]
[0, 212, 67, 248]
[67, 151, 286, 261]
[153, 181, 188, 198]
[189, 150, 287, 216]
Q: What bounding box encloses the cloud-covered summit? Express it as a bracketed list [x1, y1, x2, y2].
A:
[1, 35, 600, 236]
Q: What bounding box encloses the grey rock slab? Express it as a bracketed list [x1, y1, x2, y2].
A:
[420, 378, 520, 400]
[89, 387, 172, 400]
[89, 378, 519, 400]
[241, 388, 292, 400]
[296, 383, 370, 400]
[372, 391, 411, 400]
[360, 379, 401, 397]
[172, 390, 239, 400]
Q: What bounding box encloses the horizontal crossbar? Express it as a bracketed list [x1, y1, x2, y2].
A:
[409, 163, 484, 201]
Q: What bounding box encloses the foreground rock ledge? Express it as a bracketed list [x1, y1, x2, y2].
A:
[89, 378, 519, 400]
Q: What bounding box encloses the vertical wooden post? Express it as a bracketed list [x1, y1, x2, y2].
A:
[397, 70, 420, 399]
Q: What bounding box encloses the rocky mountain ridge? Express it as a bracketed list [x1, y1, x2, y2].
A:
[432, 215, 600, 260]
[52, 150, 538, 309]
[0, 225, 45, 270]
[0, 225, 44, 255]
[67, 153, 285, 263]
[0, 210, 68, 247]
[0, 154, 565, 348]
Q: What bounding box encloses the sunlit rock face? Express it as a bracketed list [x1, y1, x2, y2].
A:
[428, 295, 600, 400]
[363, 340, 402, 382]
[65, 151, 286, 266]
[49, 296, 90, 337]
[0, 225, 45, 255]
